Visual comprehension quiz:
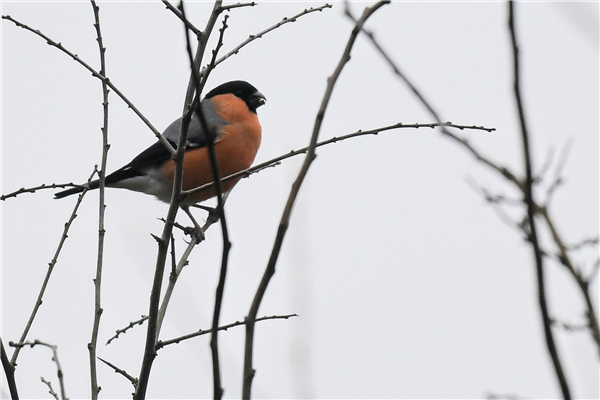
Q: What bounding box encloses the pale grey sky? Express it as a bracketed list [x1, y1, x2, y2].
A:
[1, 1, 598, 399]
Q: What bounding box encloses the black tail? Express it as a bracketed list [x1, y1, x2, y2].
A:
[54, 164, 143, 199]
[54, 179, 100, 199]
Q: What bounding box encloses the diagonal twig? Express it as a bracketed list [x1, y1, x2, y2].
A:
[10, 168, 97, 366]
[201, 4, 332, 75]
[1, 14, 175, 156]
[105, 315, 149, 346]
[98, 357, 138, 387]
[242, 2, 390, 399]
[157, 314, 297, 349]
[184, 121, 496, 199]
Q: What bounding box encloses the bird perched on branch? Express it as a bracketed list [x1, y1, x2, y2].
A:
[55, 80, 266, 205]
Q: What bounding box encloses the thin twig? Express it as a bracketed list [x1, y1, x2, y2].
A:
[219, 2, 256, 12]
[40, 377, 59, 400]
[162, 0, 201, 35]
[156, 210, 220, 338]
[105, 315, 149, 346]
[1, 182, 80, 201]
[565, 237, 599, 252]
[201, 4, 332, 75]
[10, 340, 67, 400]
[184, 121, 495, 199]
[343, 1, 521, 189]
[537, 205, 600, 354]
[157, 314, 297, 349]
[98, 357, 138, 387]
[88, 2, 109, 399]
[509, 3, 570, 398]
[1, 14, 175, 156]
[10, 168, 97, 366]
[242, 2, 390, 398]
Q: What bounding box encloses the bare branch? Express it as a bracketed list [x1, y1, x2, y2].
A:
[343, 2, 521, 190]
[1, 338, 19, 399]
[219, 2, 256, 12]
[184, 121, 495, 199]
[157, 314, 297, 349]
[1, 182, 81, 201]
[509, 3, 571, 397]
[537, 205, 600, 355]
[178, 4, 233, 399]
[40, 377, 59, 400]
[466, 178, 525, 233]
[162, 0, 201, 35]
[10, 340, 67, 400]
[134, 1, 225, 398]
[1, 14, 175, 156]
[105, 315, 149, 346]
[10, 168, 97, 366]
[88, 2, 110, 398]
[242, 2, 390, 398]
[202, 4, 332, 74]
[98, 357, 138, 387]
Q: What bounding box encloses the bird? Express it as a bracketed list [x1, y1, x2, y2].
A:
[55, 80, 266, 206]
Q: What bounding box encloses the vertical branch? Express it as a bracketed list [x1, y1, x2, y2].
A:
[508, 2, 571, 399]
[178, 4, 231, 398]
[182, 0, 223, 110]
[134, 2, 223, 398]
[241, 2, 390, 399]
[1, 338, 19, 400]
[88, 1, 109, 399]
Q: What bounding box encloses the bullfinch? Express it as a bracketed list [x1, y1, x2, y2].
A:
[55, 80, 266, 205]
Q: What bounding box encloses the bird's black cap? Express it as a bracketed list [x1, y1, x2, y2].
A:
[205, 80, 266, 113]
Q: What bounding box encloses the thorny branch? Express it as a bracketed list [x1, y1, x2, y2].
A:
[10, 340, 67, 400]
[10, 168, 97, 366]
[242, 2, 391, 399]
[1, 14, 175, 155]
[156, 208, 220, 339]
[200, 4, 333, 75]
[135, 0, 228, 398]
[40, 377, 59, 400]
[178, 4, 232, 399]
[106, 315, 149, 346]
[88, 2, 110, 398]
[1, 122, 494, 203]
[348, 0, 596, 384]
[98, 357, 138, 387]
[184, 122, 494, 199]
[1, 183, 80, 201]
[157, 314, 297, 349]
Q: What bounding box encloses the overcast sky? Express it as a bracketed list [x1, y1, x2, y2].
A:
[1, 1, 598, 399]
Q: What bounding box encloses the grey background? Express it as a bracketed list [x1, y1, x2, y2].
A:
[1, 1, 598, 398]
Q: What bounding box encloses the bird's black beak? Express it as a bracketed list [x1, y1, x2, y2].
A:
[249, 91, 266, 112]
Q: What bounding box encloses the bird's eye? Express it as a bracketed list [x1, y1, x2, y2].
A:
[235, 91, 243, 97]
